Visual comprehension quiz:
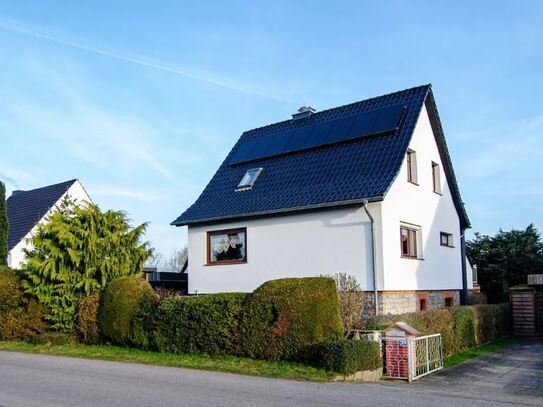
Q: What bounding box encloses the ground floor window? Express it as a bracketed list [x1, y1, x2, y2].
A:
[444, 297, 453, 307]
[207, 228, 247, 265]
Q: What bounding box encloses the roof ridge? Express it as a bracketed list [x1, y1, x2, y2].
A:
[8, 179, 77, 197]
[243, 84, 431, 135]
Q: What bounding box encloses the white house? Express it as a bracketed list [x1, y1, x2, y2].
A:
[6, 179, 90, 269]
[172, 85, 473, 315]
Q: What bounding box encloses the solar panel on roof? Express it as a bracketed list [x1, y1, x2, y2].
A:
[230, 139, 257, 164]
[266, 131, 292, 156]
[229, 105, 406, 165]
[325, 117, 355, 144]
[304, 121, 332, 148]
[285, 126, 313, 152]
[244, 137, 273, 162]
[372, 105, 405, 134]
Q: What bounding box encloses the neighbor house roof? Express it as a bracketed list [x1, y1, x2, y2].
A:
[172, 85, 469, 228]
[6, 179, 77, 250]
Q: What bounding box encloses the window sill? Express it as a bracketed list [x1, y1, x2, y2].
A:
[407, 180, 419, 186]
[433, 191, 442, 196]
[205, 260, 247, 266]
[440, 244, 455, 248]
[401, 256, 424, 261]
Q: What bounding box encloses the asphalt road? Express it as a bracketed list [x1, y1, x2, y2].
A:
[0, 349, 541, 407]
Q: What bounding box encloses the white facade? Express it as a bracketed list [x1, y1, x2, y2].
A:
[187, 105, 466, 295]
[7, 180, 90, 269]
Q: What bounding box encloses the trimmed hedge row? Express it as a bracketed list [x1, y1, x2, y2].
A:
[310, 340, 381, 375]
[152, 293, 247, 355]
[240, 277, 343, 361]
[368, 303, 511, 357]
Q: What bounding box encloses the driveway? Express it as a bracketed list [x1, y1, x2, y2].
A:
[0, 340, 541, 407]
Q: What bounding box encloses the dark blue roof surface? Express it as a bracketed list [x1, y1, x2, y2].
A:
[173, 85, 469, 228]
[7, 179, 76, 250]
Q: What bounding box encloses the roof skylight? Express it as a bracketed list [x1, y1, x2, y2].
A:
[237, 168, 262, 190]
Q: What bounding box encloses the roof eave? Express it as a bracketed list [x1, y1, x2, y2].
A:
[171, 196, 384, 227]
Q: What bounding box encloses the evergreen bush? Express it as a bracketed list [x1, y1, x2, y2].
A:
[240, 277, 343, 361]
[99, 276, 157, 348]
[311, 339, 381, 374]
[76, 293, 101, 344]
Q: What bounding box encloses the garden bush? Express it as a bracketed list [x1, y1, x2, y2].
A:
[451, 306, 477, 352]
[367, 303, 511, 357]
[311, 339, 381, 375]
[76, 293, 101, 344]
[0, 266, 25, 313]
[0, 267, 47, 341]
[240, 277, 343, 361]
[152, 293, 248, 355]
[99, 276, 157, 348]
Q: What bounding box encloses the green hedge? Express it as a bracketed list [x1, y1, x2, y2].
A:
[152, 293, 248, 355]
[311, 340, 381, 375]
[240, 277, 343, 361]
[368, 303, 511, 357]
[0, 267, 47, 341]
[99, 276, 157, 348]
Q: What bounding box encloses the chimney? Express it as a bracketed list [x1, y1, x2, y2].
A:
[292, 106, 316, 120]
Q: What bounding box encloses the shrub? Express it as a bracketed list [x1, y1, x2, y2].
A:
[0, 266, 25, 313]
[311, 340, 381, 375]
[0, 267, 47, 341]
[152, 293, 248, 355]
[327, 273, 364, 332]
[99, 276, 157, 348]
[451, 306, 477, 352]
[240, 277, 343, 361]
[76, 293, 101, 344]
[0, 300, 47, 341]
[367, 303, 511, 357]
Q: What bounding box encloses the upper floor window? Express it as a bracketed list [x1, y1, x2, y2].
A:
[400, 225, 419, 258]
[440, 232, 454, 247]
[207, 228, 247, 265]
[237, 168, 262, 190]
[407, 150, 418, 184]
[432, 162, 441, 194]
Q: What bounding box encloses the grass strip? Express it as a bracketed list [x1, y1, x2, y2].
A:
[0, 341, 333, 382]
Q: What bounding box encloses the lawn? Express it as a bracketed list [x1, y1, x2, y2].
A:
[443, 336, 523, 368]
[0, 341, 333, 381]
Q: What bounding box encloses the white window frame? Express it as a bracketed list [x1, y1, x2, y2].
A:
[400, 222, 423, 259]
[432, 161, 442, 194]
[407, 149, 418, 184]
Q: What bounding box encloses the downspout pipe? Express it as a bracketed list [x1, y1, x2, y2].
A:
[362, 200, 378, 316]
[460, 229, 468, 305]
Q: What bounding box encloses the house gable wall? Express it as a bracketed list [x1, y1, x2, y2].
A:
[380, 104, 463, 291]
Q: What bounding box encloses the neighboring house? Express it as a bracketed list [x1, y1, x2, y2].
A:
[172, 84, 473, 315]
[6, 179, 90, 269]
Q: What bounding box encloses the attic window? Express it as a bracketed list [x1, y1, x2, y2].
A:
[237, 168, 262, 190]
[407, 150, 418, 184]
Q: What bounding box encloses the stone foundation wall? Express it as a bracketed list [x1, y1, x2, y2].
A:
[361, 290, 461, 317]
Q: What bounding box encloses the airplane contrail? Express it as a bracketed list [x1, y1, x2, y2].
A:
[0, 18, 292, 103]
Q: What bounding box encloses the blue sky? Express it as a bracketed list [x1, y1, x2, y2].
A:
[1, 1, 542, 255]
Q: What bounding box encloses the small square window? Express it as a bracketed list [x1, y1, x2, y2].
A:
[432, 162, 441, 194]
[444, 297, 453, 307]
[237, 168, 262, 190]
[440, 232, 453, 247]
[406, 150, 418, 184]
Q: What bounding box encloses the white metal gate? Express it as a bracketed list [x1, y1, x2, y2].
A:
[383, 334, 443, 382]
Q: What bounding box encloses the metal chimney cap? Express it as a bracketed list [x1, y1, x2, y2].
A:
[292, 106, 316, 120]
